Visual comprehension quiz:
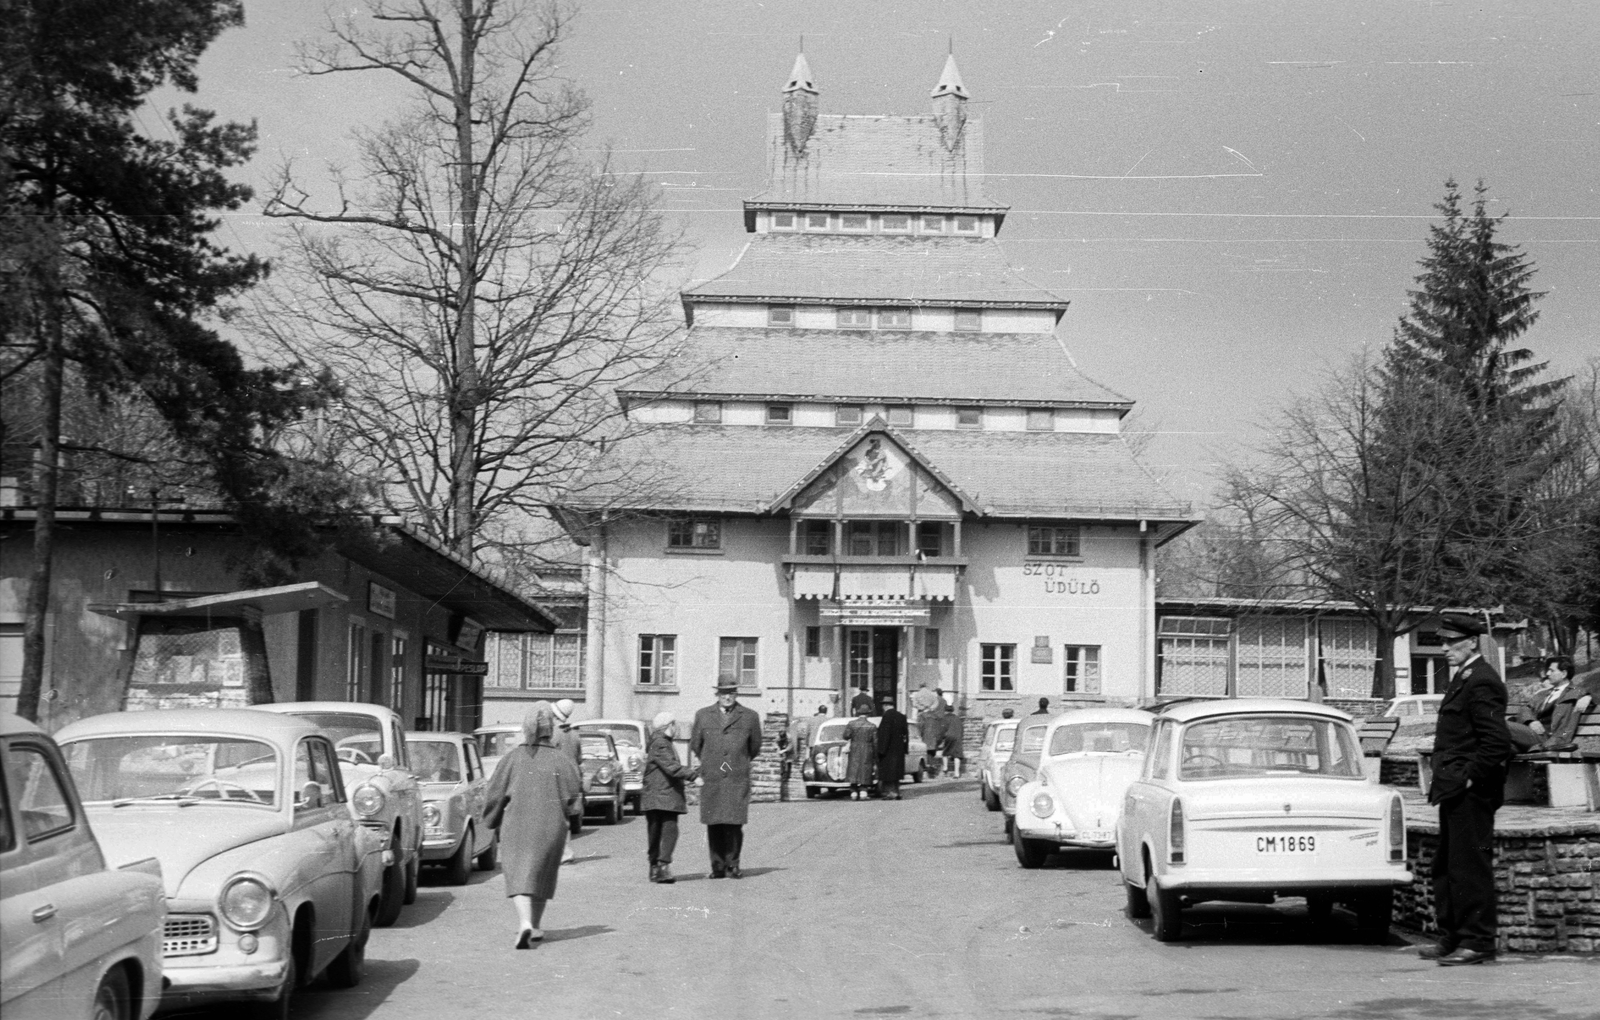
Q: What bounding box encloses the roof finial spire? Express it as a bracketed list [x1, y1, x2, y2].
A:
[930, 52, 969, 150]
[782, 50, 819, 154]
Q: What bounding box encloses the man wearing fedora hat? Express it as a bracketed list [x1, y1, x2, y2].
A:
[689, 678, 764, 878]
[1423, 613, 1513, 966]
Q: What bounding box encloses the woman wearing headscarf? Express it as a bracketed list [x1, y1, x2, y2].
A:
[641, 711, 698, 884]
[843, 703, 878, 800]
[483, 702, 583, 948]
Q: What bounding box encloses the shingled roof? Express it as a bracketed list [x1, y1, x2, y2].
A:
[748, 113, 1007, 216]
[620, 327, 1132, 407]
[568, 425, 1191, 522]
[683, 234, 1065, 314]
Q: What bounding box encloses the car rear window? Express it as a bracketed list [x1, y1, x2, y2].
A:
[406, 739, 464, 783]
[1178, 716, 1362, 780]
[478, 731, 521, 758]
[994, 729, 1016, 752]
[63, 736, 280, 806]
[1048, 721, 1149, 756]
[1017, 725, 1048, 753]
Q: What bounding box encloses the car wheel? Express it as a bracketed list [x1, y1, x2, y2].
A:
[606, 797, 622, 825]
[1124, 878, 1151, 920]
[91, 967, 132, 1020]
[1012, 822, 1049, 869]
[1147, 863, 1182, 942]
[1003, 814, 1013, 837]
[1306, 893, 1334, 925]
[248, 949, 295, 1020]
[402, 842, 420, 905]
[1354, 890, 1393, 944]
[804, 785, 819, 799]
[445, 825, 474, 885]
[375, 856, 405, 927]
[326, 899, 372, 989]
[911, 761, 925, 783]
[475, 829, 499, 871]
[984, 785, 1001, 812]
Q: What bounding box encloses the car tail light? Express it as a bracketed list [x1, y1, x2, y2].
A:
[1388, 794, 1405, 862]
[1168, 798, 1186, 865]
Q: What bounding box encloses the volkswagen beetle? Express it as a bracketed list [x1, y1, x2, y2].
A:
[1011, 708, 1153, 867]
[254, 702, 422, 926]
[1116, 699, 1412, 943]
[800, 717, 929, 798]
[405, 732, 497, 884]
[55, 709, 383, 1019]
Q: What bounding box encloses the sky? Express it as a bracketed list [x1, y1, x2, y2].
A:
[155, 0, 1600, 508]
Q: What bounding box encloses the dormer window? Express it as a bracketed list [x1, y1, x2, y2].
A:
[886, 405, 914, 427]
[694, 401, 723, 424]
[1026, 408, 1054, 431]
[766, 403, 793, 425]
[956, 407, 983, 429]
[768, 305, 795, 327]
[772, 211, 796, 230]
[954, 216, 980, 234]
[953, 309, 982, 332]
[880, 214, 910, 233]
[921, 216, 945, 233]
[840, 213, 870, 232]
[836, 307, 871, 328]
[877, 308, 911, 330]
[805, 212, 830, 230]
[835, 404, 863, 427]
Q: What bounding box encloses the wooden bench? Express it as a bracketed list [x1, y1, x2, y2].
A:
[1417, 705, 1600, 810]
[1356, 716, 1401, 782]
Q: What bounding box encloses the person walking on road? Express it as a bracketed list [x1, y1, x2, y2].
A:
[641, 711, 697, 884]
[483, 702, 583, 949]
[689, 678, 764, 878]
[843, 703, 877, 800]
[875, 701, 910, 799]
[1422, 613, 1513, 966]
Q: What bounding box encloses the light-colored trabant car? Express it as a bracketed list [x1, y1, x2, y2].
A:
[55, 709, 383, 1019]
[1012, 708, 1154, 867]
[975, 718, 1020, 812]
[578, 733, 625, 824]
[573, 719, 648, 813]
[1117, 699, 1412, 943]
[801, 717, 929, 798]
[998, 717, 1051, 832]
[405, 731, 496, 884]
[2, 712, 165, 1020]
[254, 702, 422, 926]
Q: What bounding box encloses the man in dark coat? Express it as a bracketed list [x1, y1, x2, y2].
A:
[875, 703, 910, 800]
[1423, 613, 1513, 966]
[689, 679, 764, 878]
[850, 686, 875, 715]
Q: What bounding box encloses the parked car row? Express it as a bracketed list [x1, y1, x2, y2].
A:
[800, 716, 931, 798]
[979, 699, 1414, 945]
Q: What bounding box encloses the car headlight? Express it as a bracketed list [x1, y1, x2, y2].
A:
[597, 765, 615, 783]
[352, 783, 386, 817]
[627, 753, 641, 771]
[813, 750, 826, 763]
[219, 875, 275, 931]
[423, 802, 443, 827]
[1006, 775, 1026, 795]
[1030, 792, 1055, 819]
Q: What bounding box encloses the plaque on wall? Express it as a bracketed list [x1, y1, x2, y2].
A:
[368, 582, 397, 619]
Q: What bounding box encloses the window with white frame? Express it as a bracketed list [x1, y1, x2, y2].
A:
[878, 308, 911, 330]
[805, 212, 830, 230]
[840, 213, 870, 231]
[1027, 525, 1080, 557]
[837, 307, 871, 328]
[768, 305, 795, 327]
[391, 632, 409, 711]
[886, 405, 914, 427]
[1025, 408, 1054, 431]
[1157, 616, 1231, 697]
[953, 308, 982, 332]
[805, 626, 822, 657]
[771, 211, 796, 230]
[921, 215, 945, 233]
[719, 637, 758, 688]
[638, 634, 677, 686]
[347, 620, 368, 702]
[981, 643, 1015, 691]
[835, 404, 863, 426]
[668, 517, 721, 550]
[803, 519, 832, 555]
[954, 215, 980, 234]
[693, 401, 722, 423]
[766, 403, 793, 425]
[956, 407, 982, 429]
[1063, 644, 1101, 694]
[880, 214, 910, 232]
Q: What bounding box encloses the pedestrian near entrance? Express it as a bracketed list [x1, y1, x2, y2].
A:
[808, 704, 831, 747]
[642, 712, 697, 884]
[851, 685, 875, 715]
[1031, 697, 1050, 715]
[875, 702, 910, 799]
[483, 702, 582, 949]
[689, 679, 764, 878]
[1423, 613, 1513, 966]
[843, 704, 877, 799]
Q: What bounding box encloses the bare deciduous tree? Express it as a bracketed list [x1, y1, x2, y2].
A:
[258, 0, 683, 562]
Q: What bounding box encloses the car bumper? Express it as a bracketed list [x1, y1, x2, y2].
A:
[1155, 867, 1413, 893]
[421, 830, 466, 859]
[1014, 821, 1117, 849]
[162, 957, 289, 1004]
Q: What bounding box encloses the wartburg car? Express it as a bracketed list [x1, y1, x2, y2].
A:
[55, 709, 383, 1019]
[255, 702, 422, 925]
[579, 733, 625, 824]
[2, 712, 165, 1020]
[574, 719, 648, 814]
[801, 717, 929, 798]
[405, 732, 497, 884]
[1117, 699, 1412, 943]
[1011, 708, 1153, 867]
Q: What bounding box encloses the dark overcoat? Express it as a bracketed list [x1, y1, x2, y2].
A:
[843, 717, 877, 784]
[640, 729, 695, 814]
[484, 742, 581, 899]
[689, 702, 764, 825]
[1429, 656, 1513, 806]
[875, 707, 910, 780]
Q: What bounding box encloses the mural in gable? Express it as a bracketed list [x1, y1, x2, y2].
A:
[789, 434, 961, 518]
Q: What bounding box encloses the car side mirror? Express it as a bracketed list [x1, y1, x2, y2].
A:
[378, 753, 396, 771]
[299, 782, 324, 810]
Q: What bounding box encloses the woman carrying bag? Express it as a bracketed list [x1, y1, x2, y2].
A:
[641, 711, 698, 884]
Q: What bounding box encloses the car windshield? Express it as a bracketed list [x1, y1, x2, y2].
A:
[284, 713, 385, 763]
[406, 739, 463, 783]
[1178, 716, 1363, 780]
[63, 735, 280, 807]
[994, 728, 1016, 752]
[478, 731, 520, 758]
[1048, 721, 1149, 756]
[580, 735, 614, 760]
[816, 720, 849, 742]
[577, 722, 642, 749]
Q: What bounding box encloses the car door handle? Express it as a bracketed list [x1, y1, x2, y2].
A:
[32, 904, 57, 923]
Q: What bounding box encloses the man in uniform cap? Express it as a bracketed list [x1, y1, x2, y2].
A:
[689, 678, 764, 878]
[1422, 613, 1512, 965]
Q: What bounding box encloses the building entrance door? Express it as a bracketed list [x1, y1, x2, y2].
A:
[1410, 655, 1446, 694]
[846, 627, 901, 713]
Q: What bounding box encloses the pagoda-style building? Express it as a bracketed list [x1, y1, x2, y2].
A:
[556, 54, 1195, 726]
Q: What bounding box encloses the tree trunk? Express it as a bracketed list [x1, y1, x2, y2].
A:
[19, 221, 64, 723]
[449, 0, 481, 559]
[1370, 620, 1398, 701]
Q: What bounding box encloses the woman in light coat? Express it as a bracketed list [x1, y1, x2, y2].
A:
[484, 702, 582, 948]
[843, 703, 878, 800]
[641, 711, 698, 884]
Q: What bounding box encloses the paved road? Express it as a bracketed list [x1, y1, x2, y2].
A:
[190, 777, 1598, 1020]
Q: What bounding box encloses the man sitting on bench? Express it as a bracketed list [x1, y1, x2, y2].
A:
[1509, 656, 1592, 754]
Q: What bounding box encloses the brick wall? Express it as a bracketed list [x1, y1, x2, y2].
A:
[1397, 825, 1600, 953]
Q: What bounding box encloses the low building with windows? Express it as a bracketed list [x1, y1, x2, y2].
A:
[555, 55, 1196, 729]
